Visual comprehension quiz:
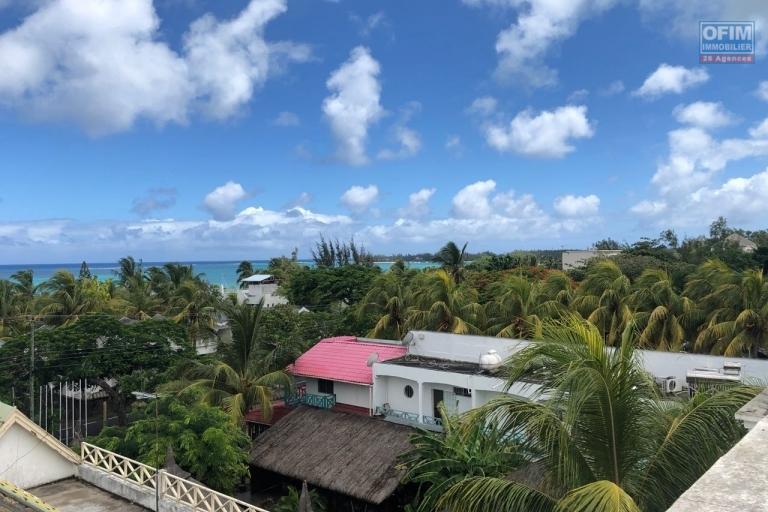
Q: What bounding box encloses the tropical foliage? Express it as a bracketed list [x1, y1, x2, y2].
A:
[411, 317, 758, 512]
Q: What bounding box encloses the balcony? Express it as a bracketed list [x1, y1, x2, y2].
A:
[285, 392, 336, 409]
[375, 406, 443, 431]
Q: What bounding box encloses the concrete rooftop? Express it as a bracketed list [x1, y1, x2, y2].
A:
[29, 479, 147, 512]
[668, 415, 768, 511]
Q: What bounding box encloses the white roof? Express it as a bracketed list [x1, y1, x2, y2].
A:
[241, 274, 274, 283]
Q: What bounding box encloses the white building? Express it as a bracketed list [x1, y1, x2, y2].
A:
[236, 274, 288, 308]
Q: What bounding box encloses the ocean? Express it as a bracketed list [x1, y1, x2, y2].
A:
[0, 260, 437, 289]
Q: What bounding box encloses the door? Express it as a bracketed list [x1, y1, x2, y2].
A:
[432, 389, 444, 418]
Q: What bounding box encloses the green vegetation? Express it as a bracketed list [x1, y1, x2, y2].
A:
[404, 317, 758, 512]
[87, 393, 250, 493]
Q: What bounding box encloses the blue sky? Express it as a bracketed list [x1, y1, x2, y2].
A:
[0, 0, 767, 263]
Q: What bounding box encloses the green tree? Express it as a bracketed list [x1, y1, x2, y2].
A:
[408, 270, 481, 334]
[274, 484, 327, 512]
[236, 260, 255, 287]
[38, 271, 104, 322]
[115, 256, 143, 286]
[358, 271, 412, 340]
[434, 317, 757, 512]
[694, 268, 768, 356]
[88, 395, 250, 493]
[574, 260, 631, 345]
[401, 406, 526, 512]
[179, 300, 292, 424]
[628, 269, 698, 351]
[432, 241, 468, 283]
[79, 261, 92, 280]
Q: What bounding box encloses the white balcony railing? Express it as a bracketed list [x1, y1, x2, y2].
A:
[80, 442, 270, 512]
[81, 441, 157, 489]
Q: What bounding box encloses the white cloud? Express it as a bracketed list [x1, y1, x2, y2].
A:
[445, 135, 463, 156]
[340, 185, 379, 213]
[378, 101, 422, 160]
[673, 101, 735, 129]
[322, 46, 384, 166]
[600, 80, 625, 96]
[131, 188, 177, 217]
[491, 0, 619, 87]
[0, 0, 308, 135]
[350, 11, 387, 37]
[567, 89, 589, 103]
[273, 111, 300, 126]
[203, 181, 248, 221]
[452, 180, 497, 219]
[485, 105, 594, 158]
[633, 64, 709, 99]
[553, 194, 600, 217]
[398, 188, 436, 219]
[466, 96, 497, 116]
[757, 81, 768, 102]
[632, 106, 768, 227]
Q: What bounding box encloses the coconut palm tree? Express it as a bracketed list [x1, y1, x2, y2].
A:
[694, 268, 768, 356]
[401, 405, 527, 512]
[628, 269, 699, 351]
[408, 270, 481, 334]
[38, 270, 101, 322]
[485, 275, 544, 339]
[358, 272, 412, 340]
[169, 279, 221, 345]
[433, 316, 757, 512]
[181, 300, 291, 424]
[236, 260, 255, 287]
[115, 256, 143, 286]
[118, 274, 162, 319]
[574, 260, 631, 345]
[433, 241, 468, 283]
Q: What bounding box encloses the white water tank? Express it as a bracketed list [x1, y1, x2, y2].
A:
[479, 349, 503, 371]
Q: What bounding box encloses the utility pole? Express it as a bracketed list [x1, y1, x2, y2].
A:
[29, 321, 35, 421]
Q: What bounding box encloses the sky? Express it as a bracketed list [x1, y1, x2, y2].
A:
[0, 0, 767, 263]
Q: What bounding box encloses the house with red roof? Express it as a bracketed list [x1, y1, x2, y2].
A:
[287, 336, 407, 414]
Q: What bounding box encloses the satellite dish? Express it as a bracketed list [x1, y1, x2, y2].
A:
[366, 352, 379, 367]
[402, 332, 414, 345]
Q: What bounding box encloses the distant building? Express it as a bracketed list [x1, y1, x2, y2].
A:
[726, 233, 758, 253]
[562, 249, 622, 270]
[236, 274, 288, 308]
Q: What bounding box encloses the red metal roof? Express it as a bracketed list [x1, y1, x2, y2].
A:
[288, 336, 407, 385]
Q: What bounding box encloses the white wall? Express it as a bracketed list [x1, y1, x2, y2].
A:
[0, 423, 76, 488]
[239, 283, 288, 307]
[294, 377, 371, 410]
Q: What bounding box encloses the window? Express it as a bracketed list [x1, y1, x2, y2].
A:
[404, 385, 414, 398]
[318, 379, 334, 395]
[453, 387, 472, 397]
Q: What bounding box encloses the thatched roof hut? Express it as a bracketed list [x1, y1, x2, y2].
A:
[250, 407, 413, 505]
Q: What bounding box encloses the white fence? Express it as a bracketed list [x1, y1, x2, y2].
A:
[80, 442, 269, 512]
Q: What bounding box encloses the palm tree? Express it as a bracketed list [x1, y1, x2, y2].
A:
[115, 256, 143, 285]
[574, 260, 631, 345]
[433, 316, 757, 512]
[38, 270, 100, 322]
[433, 241, 468, 283]
[169, 279, 221, 345]
[408, 270, 481, 334]
[694, 268, 768, 356]
[118, 274, 161, 319]
[236, 261, 255, 288]
[181, 300, 291, 424]
[163, 262, 197, 289]
[401, 405, 526, 512]
[628, 269, 698, 351]
[359, 273, 412, 340]
[484, 274, 570, 339]
[0, 280, 20, 338]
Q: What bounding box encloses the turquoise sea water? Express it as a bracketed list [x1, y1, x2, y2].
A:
[0, 260, 437, 289]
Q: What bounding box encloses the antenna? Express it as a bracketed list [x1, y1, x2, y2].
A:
[366, 352, 379, 367]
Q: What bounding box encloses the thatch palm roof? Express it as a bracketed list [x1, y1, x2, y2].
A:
[250, 407, 413, 505]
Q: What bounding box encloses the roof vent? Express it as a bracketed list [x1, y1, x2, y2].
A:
[479, 349, 502, 371]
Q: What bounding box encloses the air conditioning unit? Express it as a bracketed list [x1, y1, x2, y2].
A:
[656, 376, 681, 394]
